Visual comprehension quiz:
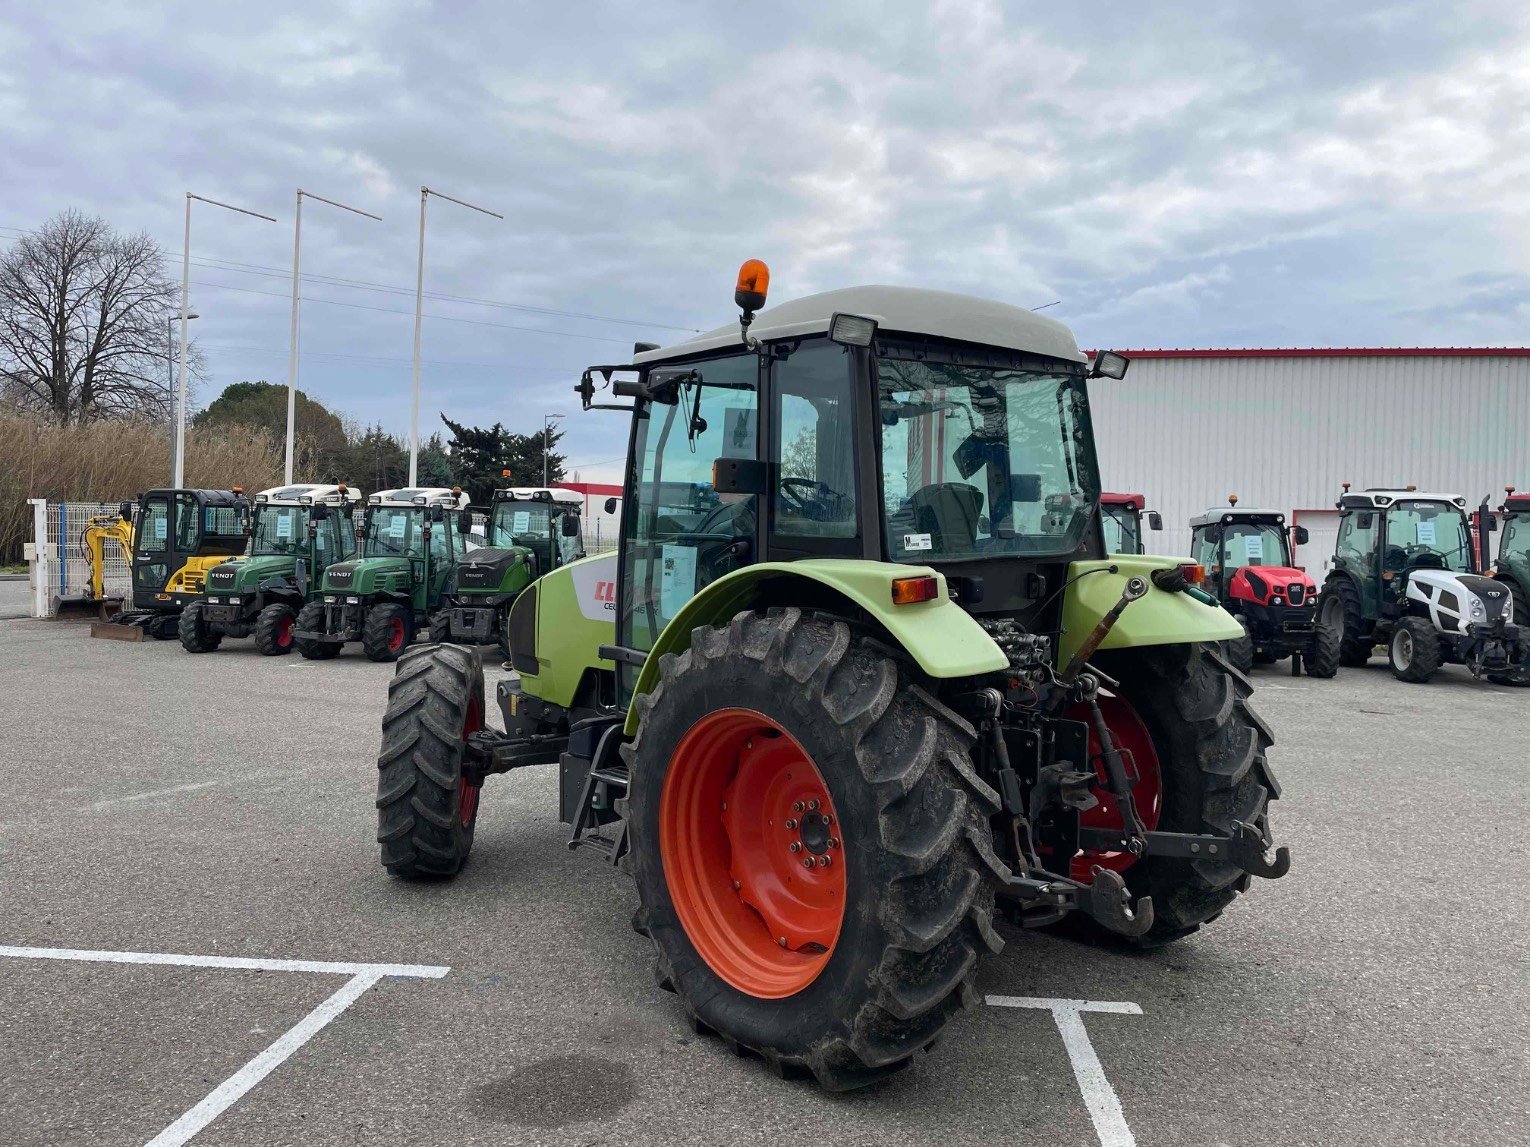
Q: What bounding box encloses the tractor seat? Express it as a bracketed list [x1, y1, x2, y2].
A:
[906, 483, 985, 554]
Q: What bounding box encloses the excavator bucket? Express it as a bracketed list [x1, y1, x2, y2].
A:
[54, 594, 124, 623]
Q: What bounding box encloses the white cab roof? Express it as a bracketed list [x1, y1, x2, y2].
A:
[633, 285, 1086, 366]
[497, 486, 584, 505]
[372, 487, 470, 509]
[255, 483, 361, 505]
[1343, 489, 1468, 509]
[1189, 507, 1286, 528]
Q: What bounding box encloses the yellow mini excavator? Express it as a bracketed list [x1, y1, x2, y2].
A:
[63, 488, 251, 639]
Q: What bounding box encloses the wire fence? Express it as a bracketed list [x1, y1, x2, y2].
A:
[31, 501, 131, 618]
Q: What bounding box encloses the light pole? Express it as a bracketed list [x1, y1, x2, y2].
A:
[543, 412, 566, 487]
[411, 186, 502, 486]
[285, 190, 382, 484]
[166, 312, 198, 482]
[177, 193, 276, 487]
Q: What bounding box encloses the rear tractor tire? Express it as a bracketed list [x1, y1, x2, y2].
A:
[1094, 642, 1283, 947]
[295, 600, 339, 660]
[177, 602, 222, 653]
[428, 611, 451, 645]
[624, 608, 1004, 1091]
[1389, 617, 1441, 683]
[1305, 615, 1342, 678]
[363, 603, 412, 662]
[253, 603, 297, 656]
[376, 643, 485, 878]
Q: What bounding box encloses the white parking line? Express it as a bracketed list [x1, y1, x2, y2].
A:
[0, 944, 449, 1145]
[75, 781, 223, 811]
[987, 995, 1142, 1147]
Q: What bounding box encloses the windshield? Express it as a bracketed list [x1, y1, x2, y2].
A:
[1101, 504, 1139, 555]
[1205, 521, 1289, 570]
[1386, 501, 1472, 572]
[489, 502, 552, 548]
[251, 505, 309, 556]
[365, 506, 424, 558]
[878, 359, 1097, 561]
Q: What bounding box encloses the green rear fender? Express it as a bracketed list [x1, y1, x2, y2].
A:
[624, 560, 1007, 734]
[1057, 556, 1242, 665]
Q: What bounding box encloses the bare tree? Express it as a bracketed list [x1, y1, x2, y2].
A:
[0, 209, 201, 424]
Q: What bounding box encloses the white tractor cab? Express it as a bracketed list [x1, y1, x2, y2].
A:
[1322, 485, 1528, 685]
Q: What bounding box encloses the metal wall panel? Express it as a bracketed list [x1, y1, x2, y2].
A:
[1090, 354, 1530, 565]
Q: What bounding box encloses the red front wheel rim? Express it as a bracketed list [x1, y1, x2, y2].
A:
[387, 616, 406, 653]
[460, 695, 483, 825]
[276, 614, 294, 648]
[660, 708, 845, 999]
[1067, 694, 1163, 881]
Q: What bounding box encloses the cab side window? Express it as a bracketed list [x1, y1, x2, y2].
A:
[1337, 513, 1377, 562]
[771, 342, 857, 540]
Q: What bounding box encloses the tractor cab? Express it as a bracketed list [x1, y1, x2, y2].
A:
[297, 487, 470, 662]
[180, 484, 363, 656]
[1189, 498, 1334, 676]
[1321, 485, 1525, 683]
[128, 488, 250, 619]
[1099, 492, 1161, 555]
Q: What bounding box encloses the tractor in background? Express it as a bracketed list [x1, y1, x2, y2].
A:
[1100, 491, 1161, 555]
[1321, 484, 1527, 685]
[70, 488, 251, 639]
[1190, 496, 1339, 677]
[1486, 486, 1529, 628]
[373, 263, 1291, 1090]
[178, 484, 363, 655]
[444, 483, 585, 660]
[295, 486, 470, 662]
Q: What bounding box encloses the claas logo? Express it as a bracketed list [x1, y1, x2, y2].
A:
[595, 580, 616, 609]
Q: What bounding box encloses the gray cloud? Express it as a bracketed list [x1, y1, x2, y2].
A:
[2, 0, 1526, 480]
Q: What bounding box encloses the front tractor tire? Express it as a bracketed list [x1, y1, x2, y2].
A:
[624, 608, 1004, 1091]
[1389, 617, 1442, 683]
[363, 603, 412, 662]
[177, 602, 222, 653]
[1225, 616, 1255, 675]
[1305, 616, 1342, 678]
[376, 643, 485, 878]
[1324, 578, 1373, 666]
[1096, 642, 1282, 946]
[295, 600, 340, 660]
[253, 603, 297, 656]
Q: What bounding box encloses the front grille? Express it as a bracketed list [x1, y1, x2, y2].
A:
[1287, 584, 1305, 605]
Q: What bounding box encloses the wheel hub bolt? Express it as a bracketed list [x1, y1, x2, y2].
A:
[828, 837, 840, 849]
[816, 855, 831, 868]
[806, 799, 820, 811]
[793, 801, 805, 813]
[789, 842, 802, 853]
[785, 818, 798, 829]
[778, 936, 787, 947]
[733, 880, 741, 890]
[802, 857, 815, 869]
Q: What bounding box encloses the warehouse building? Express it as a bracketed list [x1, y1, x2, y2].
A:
[1091, 348, 1530, 570]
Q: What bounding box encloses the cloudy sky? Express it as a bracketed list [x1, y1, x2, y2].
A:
[3, 1, 1526, 482]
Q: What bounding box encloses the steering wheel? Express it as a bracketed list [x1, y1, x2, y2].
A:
[779, 477, 841, 522]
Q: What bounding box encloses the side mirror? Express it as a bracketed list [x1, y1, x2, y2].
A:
[561, 514, 580, 538]
[119, 501, 133, 522]
[1296, 525, 1310, 545]
[604, 496, 618, 514]
[1486, 514, 1498, 533]
[457, 509, 473, 534]
[1147, 511, 1163, 531]
[1357, 512, 1375, 530]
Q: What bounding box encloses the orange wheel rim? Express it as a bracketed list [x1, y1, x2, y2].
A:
[659, 708, 845, 999]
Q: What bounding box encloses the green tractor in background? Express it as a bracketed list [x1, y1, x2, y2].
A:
[178, 483, 363, 655]
[375, 263, 1290, 1090]
[444, 484, 586, 660]
[1488, 486, 1530, 626]
[296, 486, 470, 662]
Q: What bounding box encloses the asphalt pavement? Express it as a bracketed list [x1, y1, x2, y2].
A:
[1, 614, 1526, 1146]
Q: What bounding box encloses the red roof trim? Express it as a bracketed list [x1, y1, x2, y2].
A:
[1089, 347, 1530, 359]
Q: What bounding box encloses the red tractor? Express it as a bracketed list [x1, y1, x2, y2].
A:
[1190, 496, 1341, 677]
[1099, 491, 1162, 555]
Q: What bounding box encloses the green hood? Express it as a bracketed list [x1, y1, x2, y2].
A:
[322, 557, 413, 595]
[204, 554, 297, 594]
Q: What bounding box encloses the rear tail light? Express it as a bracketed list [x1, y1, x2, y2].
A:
[891, 576, 939, 605]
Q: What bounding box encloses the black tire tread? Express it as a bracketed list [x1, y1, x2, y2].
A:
[294, 599, 339, 660]
[376, 642, 482, 878]
[363, 603, 411, 662]
[252, 602, 296, 657]
[1305, 612, 1342, 678]
[626, 608, 1002, 1092]
[1390, 616, 1442, 683]
[1225, 616, 1254, 675]
[1326, 576, 1372, 666]
[177, 602, 222, 653]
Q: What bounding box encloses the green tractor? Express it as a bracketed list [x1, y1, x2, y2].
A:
[296, 486, 471, 662]
[1488, 486, 1530, 627]
[375, 264, 1290, 1089]
[178, 483, 363, 655]
[444, 485, 586, 659]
